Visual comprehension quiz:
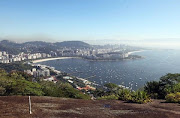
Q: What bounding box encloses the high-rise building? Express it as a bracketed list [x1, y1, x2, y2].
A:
[0, 51, 2, 56]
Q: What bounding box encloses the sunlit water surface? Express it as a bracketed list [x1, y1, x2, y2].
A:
[38, 50, 180, 90]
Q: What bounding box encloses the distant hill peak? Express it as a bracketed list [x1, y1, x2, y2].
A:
[0, 40, 17, 44]
[56, 41, 91, 48]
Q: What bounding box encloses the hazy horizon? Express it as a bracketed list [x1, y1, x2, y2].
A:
[1, 0, 180, 49]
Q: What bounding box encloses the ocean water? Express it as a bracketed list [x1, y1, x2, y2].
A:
[38, 49, 180, 90]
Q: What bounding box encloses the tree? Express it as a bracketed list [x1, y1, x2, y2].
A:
[144, 73, 180, 99]
[144, 81, 160, 99]
[11, 79, 44, 96]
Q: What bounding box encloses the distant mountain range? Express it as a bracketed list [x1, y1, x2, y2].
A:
[0, 40, 92, 54]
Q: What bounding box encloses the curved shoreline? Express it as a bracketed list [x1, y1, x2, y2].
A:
[32, 50, 145, 63]
[32, 57, 77, 63]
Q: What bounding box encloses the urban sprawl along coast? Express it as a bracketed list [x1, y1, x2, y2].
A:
[0, 40, 143, 92]
[0, 47, 138, 63]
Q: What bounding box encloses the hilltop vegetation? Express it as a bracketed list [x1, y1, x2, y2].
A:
[55, 41, 91, 48]
[0, 62, 32, 72]
[0, 69, 90, 99]
[0, 40, 91, 54]
[144, 73, 180, 103]
[94, 83, 151, 104]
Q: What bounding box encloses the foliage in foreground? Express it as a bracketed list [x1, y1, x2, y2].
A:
[40, 81, 90, 99]
[0, 73, 43, 96]
[165, 92, 180, 103]
[0, 69, 90, 99]
[98, 94, 119, 100]
[130, 90, 151, 104]
[96, 83, 151, 104]
[144, 73, 180, 99]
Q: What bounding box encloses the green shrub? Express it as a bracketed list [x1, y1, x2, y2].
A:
[98, 94, 118, 100]
[166, 93, 176, 102]
[131, 90, 151, 104]
[166, 92, 180, 103]
[117, 89, 151, 104]
[175, 92, 180, 102]
[117, 89, 132, 101]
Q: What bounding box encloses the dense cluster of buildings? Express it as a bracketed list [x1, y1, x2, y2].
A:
[56, 48, 118, 56]
[24, 64, 96, 91]
[25, 66, 50, 78]
[95, 52, 129, 59]
[56, 48, 129, 60]
[0, 46, 130, 63]
[0, 51, 51, 63]
[56, 48, 98, 57]
[24, 64, 62, 84]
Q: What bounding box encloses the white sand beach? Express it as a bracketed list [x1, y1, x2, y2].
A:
[128, 50, 145, 55]
[32, 57, 76, 63]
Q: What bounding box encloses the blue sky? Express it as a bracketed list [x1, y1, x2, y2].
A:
[0, 0, 180, 48]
